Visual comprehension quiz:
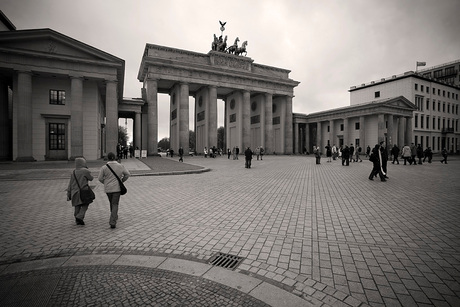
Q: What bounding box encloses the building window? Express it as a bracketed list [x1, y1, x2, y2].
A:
[415, 84, 418, 90]
[340, 124, 344, 131]
[49, 123, 65, 150]
[443, 102, 446, 113]
[443, 90, 446, 97]
[50, 90, 65, 105]
[433, 87, 436, 95]
[426, 86, 429, 93]
[327, 125, 330, 132]
[426, 99, 430, 110]
[433, 117, 436, 129]
[448, 104, 451, 113]
[438, 102, 441, 112]
[421, 115, 424, 129]
[433, 100, 436, 111]
[421, 85, 424, 92]
[375, 91, 380, 98]
[415, 115, 418, 128]
[438, 89, 441, 95]
[355, 122, 360, 130]
[426, 116, 429, 129]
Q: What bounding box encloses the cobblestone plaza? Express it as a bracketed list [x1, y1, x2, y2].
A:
[0, 155, 459, 306]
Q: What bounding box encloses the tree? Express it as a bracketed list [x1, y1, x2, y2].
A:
[217, 126, 224, 150]
[118, 126, 128, 146]
[158, 137, 170, 151]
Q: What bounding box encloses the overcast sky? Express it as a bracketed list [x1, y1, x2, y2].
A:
[3, 0, 460, 141]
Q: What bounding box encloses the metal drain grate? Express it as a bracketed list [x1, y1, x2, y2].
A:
[208, 252, 244, 270]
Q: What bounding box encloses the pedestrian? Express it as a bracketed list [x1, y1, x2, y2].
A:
[259, 146, 264, 160]
[98, 152, 130, 229]
[391, 144, 400, 164]
[178, 146, 184, 162]
[355, 146, 362, 162]
[369, 144, 386, 182]
[366, 145, 371, 158]
[227, 148, 231, 159]
[332, 144, 337, 160]
[379, 141, 389, 179]
[440, 147, 448, 164]
[236, 146, 239, 160]
[255, 146, 260, 160]
[244, 146, 253, 168]
[401, 144, 411, 165]
[325, 144, 332, 162]
[204, 147, 207, 158]
[416, 144, 424, 165]
[410, 143, 417, 166]
[67, 157, 94, 226]
[342, 145, 350, 166]
[349, 144, 355, 163]
[423, 147, 433, 163]
[313, 146, 321, 164]
[169, 148, 174, 158]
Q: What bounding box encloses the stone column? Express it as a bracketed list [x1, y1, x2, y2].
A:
[316, 121, 322, 151]
[179, 83, 189, 150]
[387, 114, 394, 148]
[305, 124, 310, 154]
[70, 76, 83, 159]
[135, 111, 141, 150]
[359, 116, 365, 148]
[145, 78, 158, 155]
[208, 86, 217, 148]
[398, 117, 405, 146]
[285, 96, 293, 154]
[242, 90, 250, 149]
[16, 71, 34, 161]
[343, 117, 349, 146]
[105, 80, 118, 156]
[378, 113, 385, 143]
[405, 117, 413, 144]
[294, 122, 299, 153]
[264, 93, 273, 154]
[0, 78, 11, 160]
[329, 119, 335, 146]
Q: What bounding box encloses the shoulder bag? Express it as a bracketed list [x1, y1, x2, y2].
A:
[106, 164, 128, 195]
[73, 171, 95, 204]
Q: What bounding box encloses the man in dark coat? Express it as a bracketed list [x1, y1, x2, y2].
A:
[380, 141, 389, 178]
[342, 145, 350, 166]
[369, 144, 386, 182]
[391, 144, 400, 164]
[416, 144, 424, 164]
[244, 147, 253, 168]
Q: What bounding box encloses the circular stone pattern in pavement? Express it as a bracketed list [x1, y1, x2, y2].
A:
[0, 266, 270, 306]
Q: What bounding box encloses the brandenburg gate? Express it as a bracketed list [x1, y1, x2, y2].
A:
[137, 33, 299, 155]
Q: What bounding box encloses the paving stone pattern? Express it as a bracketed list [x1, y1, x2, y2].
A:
[0, 155, 459, 306]
[0, 266, 269, 306]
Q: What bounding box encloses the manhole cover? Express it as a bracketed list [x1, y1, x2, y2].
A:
[208, 252, 244, 270]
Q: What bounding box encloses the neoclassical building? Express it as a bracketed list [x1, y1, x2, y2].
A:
[0, 23, 125, 161]
[137, 44, 299, 156]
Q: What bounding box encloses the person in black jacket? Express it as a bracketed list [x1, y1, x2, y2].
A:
[369, 144, 386, 182]
[391, 144, 400, 164]
[380, 141, 389, 179]
[244, 147, 253, 168]
[342, 145, 350, 166]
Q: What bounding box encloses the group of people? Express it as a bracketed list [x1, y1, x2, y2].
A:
[313, 144, 363, 165]
[393, 143, 449, 165]
[67, 152, 130, 228]
[116, 143, 135, 160]
[203, 146, 221, 158]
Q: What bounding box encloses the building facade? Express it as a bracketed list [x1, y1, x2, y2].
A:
[349, 66, 460, 153]
[0, 23, 125, 161]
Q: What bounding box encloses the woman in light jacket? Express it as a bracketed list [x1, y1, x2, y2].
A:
[98, 152, 130, 229]
[67, 157, 94, 225]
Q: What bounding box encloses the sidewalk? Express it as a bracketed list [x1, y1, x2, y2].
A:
[1, 155, 459, 306]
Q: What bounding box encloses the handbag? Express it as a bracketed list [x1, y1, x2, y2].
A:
[106, 163, 127, 195]
[73, 171, 95, 204]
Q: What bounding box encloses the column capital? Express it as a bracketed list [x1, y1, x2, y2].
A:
[69, 75, 84, 80]
[16, 70, 33, 76]
[105, 79, 118, 85]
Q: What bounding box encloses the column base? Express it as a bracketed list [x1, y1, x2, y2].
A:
[15, 156, 36, 162]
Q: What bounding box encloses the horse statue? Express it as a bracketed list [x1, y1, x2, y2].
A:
[211, 34, 218, 51]
[235, 41, 248, 56]
[226, 37, 239, 54]
[217, 35, 227, 52]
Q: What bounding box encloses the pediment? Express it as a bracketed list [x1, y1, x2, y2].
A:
[0, 29, 121, 64]
[383, 96, 417, 110]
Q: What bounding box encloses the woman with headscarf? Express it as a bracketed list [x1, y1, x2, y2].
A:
[67, 157, 94, 225]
